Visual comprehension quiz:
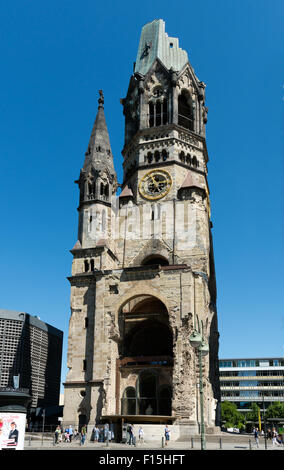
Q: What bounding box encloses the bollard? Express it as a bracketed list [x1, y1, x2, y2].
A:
[106, 436, 109, 447]
[29, 435, 31, 447]
[219, 438, 222, 449]
[249, 439, 252, 450]
[191, 437, 194, 449]
[162, 436, 165, 448]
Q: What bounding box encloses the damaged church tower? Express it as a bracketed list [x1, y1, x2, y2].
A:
[63, 19, 221, 439]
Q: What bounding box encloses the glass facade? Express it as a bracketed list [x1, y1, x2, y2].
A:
[219, 358, 284, 412]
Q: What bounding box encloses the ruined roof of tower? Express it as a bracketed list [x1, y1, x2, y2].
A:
[119, 184, 134, 198]
[180, 171, 205, 191]
[134, 19, 189, 76]
[83, 90, 116, 178]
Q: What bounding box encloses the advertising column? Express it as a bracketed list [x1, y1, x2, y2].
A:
[0, 412, 26, 450]
[0, 388, 31, 451]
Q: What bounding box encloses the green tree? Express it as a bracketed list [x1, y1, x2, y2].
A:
[221, 401, 245, 429]
[265, 401, 284, 419]
[245, 402, 260, 423]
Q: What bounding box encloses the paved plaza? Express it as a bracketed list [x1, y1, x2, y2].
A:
[23, 433, 284, 451]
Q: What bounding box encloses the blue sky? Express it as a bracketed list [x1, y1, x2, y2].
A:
[1, 0, 283, 389]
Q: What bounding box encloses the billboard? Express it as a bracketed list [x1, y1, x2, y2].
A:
[0, 412, 26, 450]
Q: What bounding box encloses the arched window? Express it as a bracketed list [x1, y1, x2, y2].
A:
[178, 91, 194, 130]
[186, 154, 191, 165]
[121, 387, 136, 415]
[138, 371, 158, 415]
[161, 149, 168, 161]
[163, 98, 168, 125]
[149, 91, 168, 128]
[90, 259, 94, 271]
[156, 101, 161, 126]
[192, 156, 198, 167]
[149, 102, 154, 127]
[147, 152, 153, 164]
[88, 182, 93, 195]
[142, 255, 169, 266]
[84, 260, 89, 272]
[154, 151, 160, 162]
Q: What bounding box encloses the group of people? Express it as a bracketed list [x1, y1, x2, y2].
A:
[253, 426, 283, 448]
[92, 424, 114, 443]
[54, 425, 80, 444]
[126, 424, 171, 446]
[54, 422, 172, 446]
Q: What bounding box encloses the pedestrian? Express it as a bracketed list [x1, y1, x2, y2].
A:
[64, 427, 70, 442]
[68, 425, 73, 442]
[164, 425, 170, 446]
[138, 426, 144, 444]
[80, 425, 87, 445]
[104, 423, 109, 442]
[253, 427, 259, 448]
[272, 427, 280, 447]
[128, 424, 134, 445]
[267, 428, 272, 440]
[93, 425, 99, 442]
[54, 425, 61, 444]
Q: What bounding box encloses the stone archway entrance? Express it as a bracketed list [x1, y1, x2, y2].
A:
[118, 295, 173, 418]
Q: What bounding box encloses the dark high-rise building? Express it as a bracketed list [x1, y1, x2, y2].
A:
[0, 309, 63, 409]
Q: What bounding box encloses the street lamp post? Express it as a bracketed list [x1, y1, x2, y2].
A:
[189, 316, 209, 451]
[262, 396, 267, 450]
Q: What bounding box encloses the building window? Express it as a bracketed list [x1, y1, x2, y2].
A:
[178, 91, 194, 131]
[121, 387, 136, 415]
[149, 91, 168, 128]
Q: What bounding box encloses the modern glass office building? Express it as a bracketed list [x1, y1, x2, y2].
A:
[219, 358, 284, 411]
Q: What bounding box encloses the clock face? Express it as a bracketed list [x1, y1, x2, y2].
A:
[139, 170, 172, 200]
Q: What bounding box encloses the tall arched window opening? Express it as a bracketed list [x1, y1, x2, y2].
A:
[156, 101, 161, 126]
[178, 91, 194, 131]
[121, 387, 136, 415]
[163, 98, 168, 125]
[149, 102, 155, 127]
[149, 90, 168, 127]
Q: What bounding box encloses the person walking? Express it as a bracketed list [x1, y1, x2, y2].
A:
[253, 427, 259, 448]
[128, 424, 134, 445]
[138, 426, 144, 444]
[68, 425, 73, 442]
[80, 425, 87, 445]
[54, 425, 61, 444]
[93, 425, 100, 443]
[104, 423, 109, 442]
[272, 427, 280, 447]
[164, 425, 170, 446]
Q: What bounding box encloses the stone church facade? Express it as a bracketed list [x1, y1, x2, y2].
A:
[63, 19, 221, 437]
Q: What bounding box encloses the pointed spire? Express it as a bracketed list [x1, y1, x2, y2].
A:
[83, 90, 116, 180]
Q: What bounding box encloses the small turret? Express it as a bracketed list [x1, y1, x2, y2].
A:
[75, 91, 117, 248]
